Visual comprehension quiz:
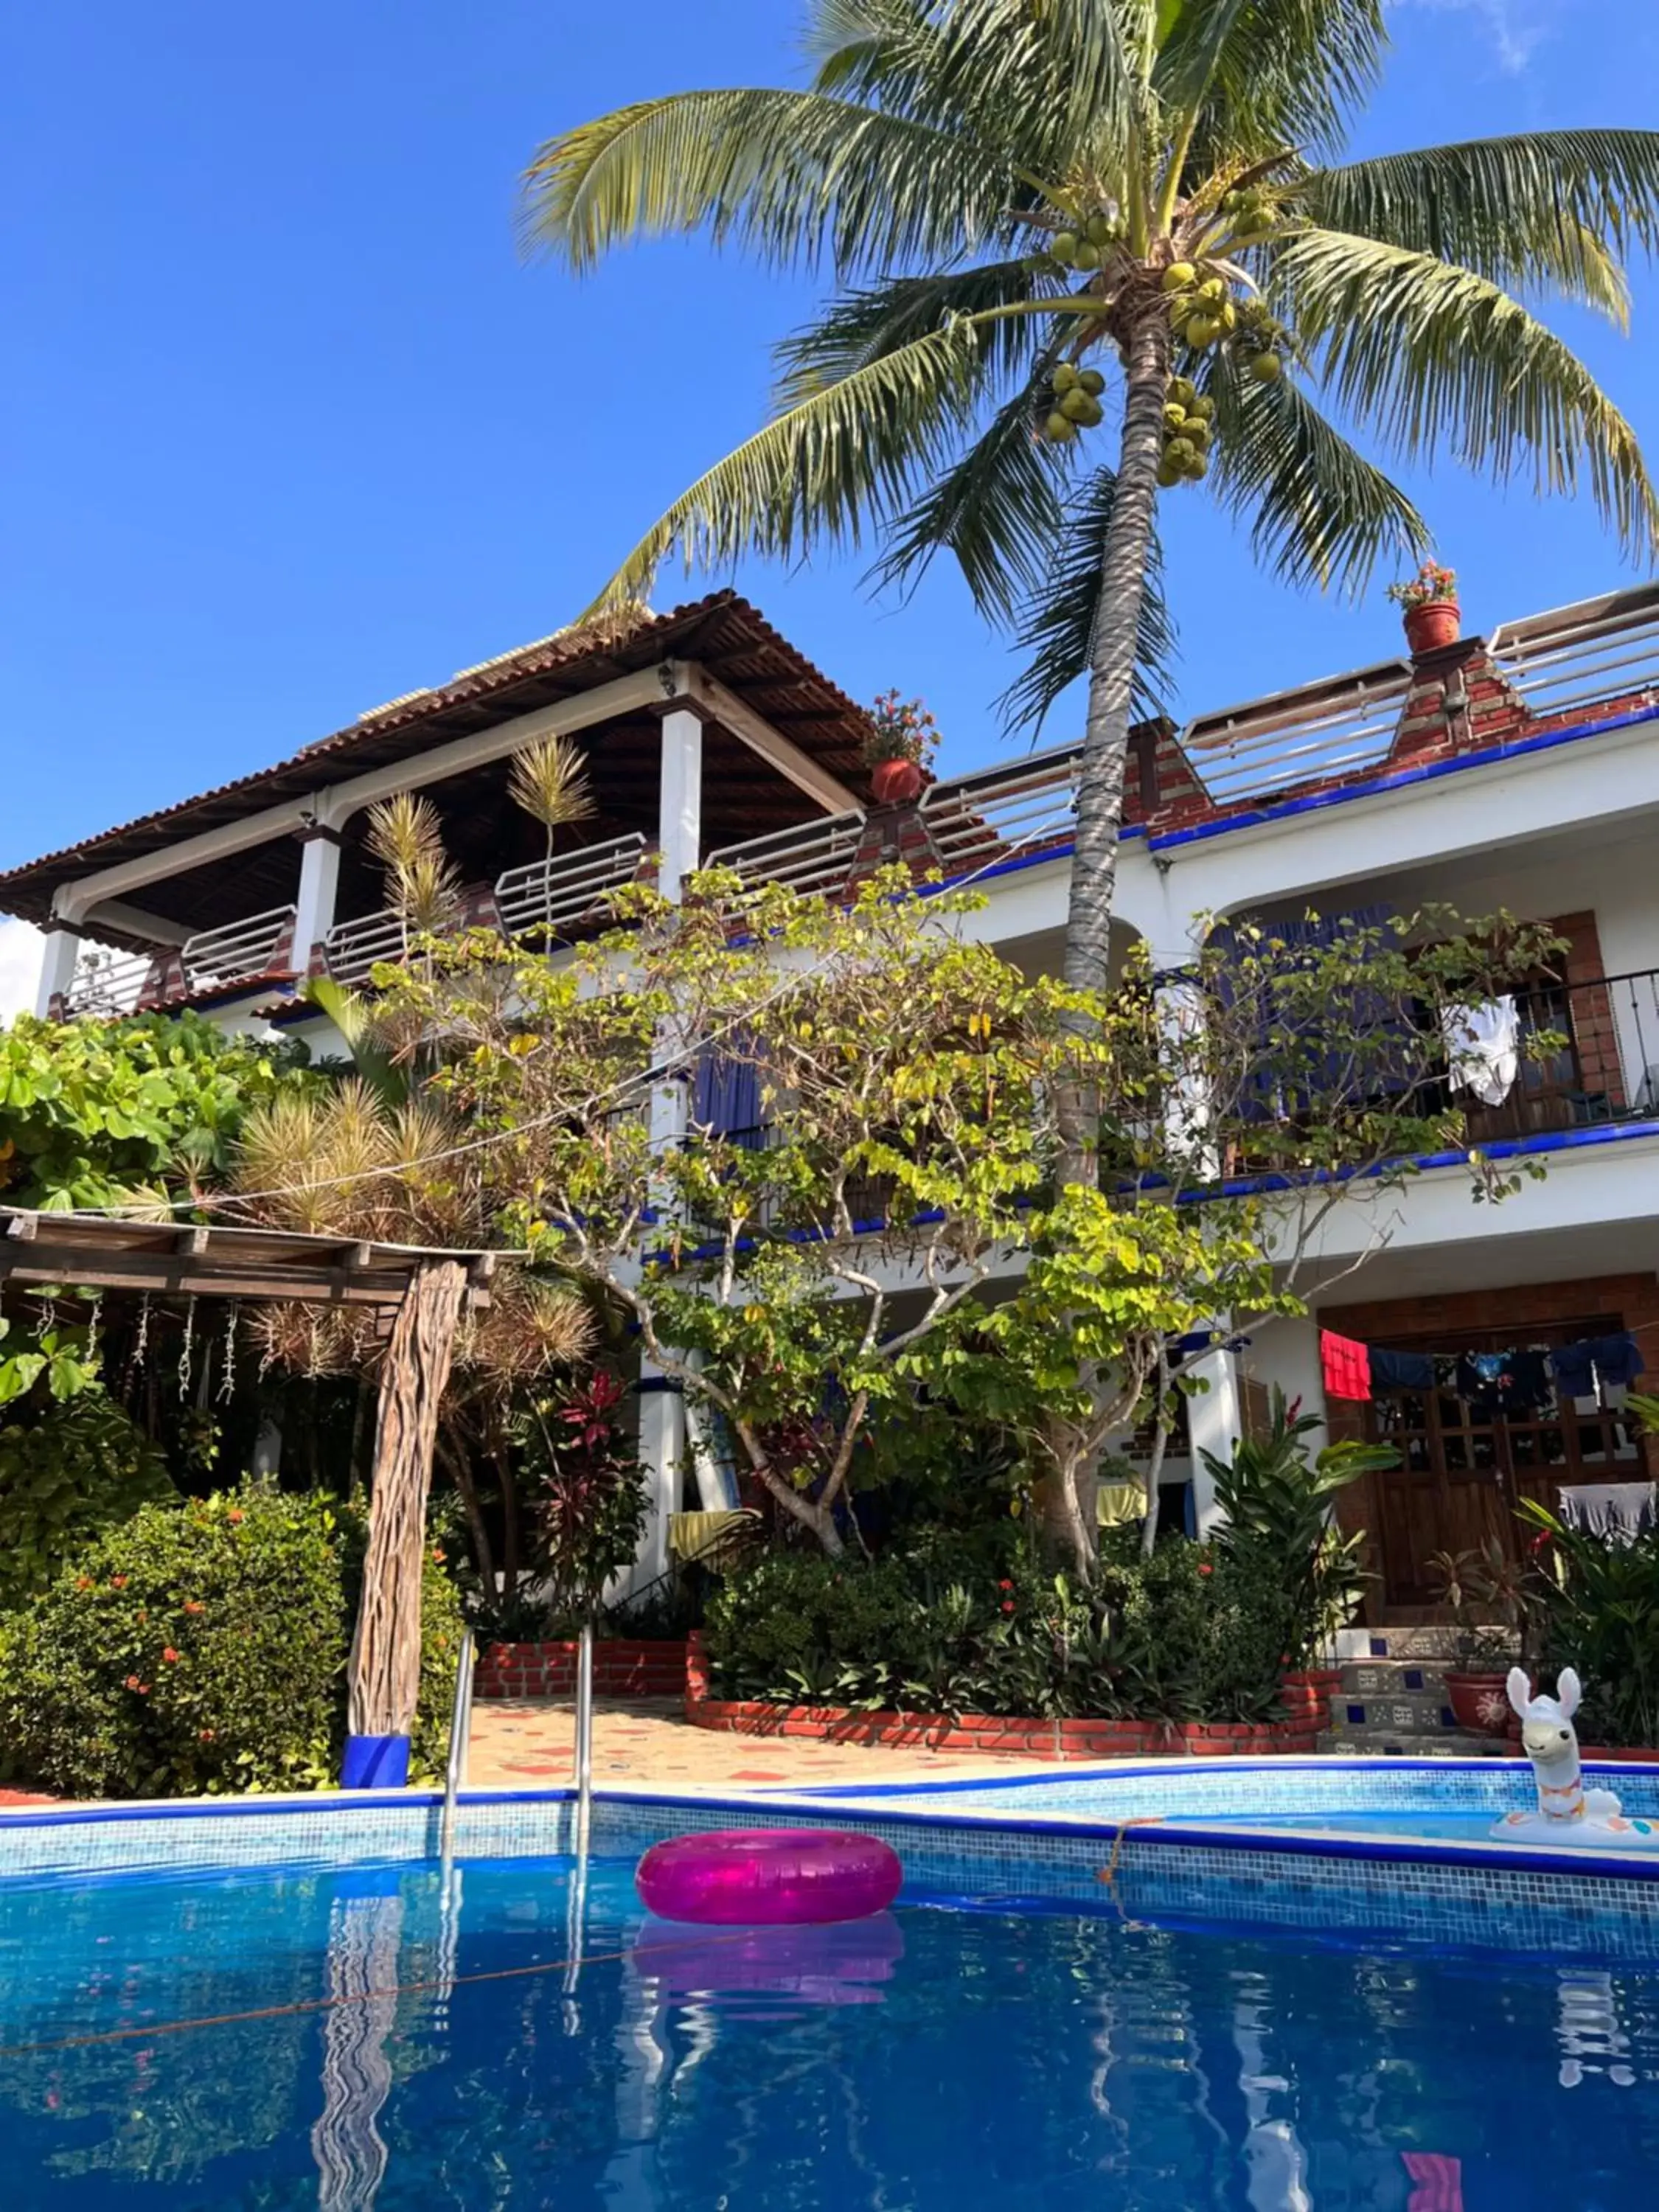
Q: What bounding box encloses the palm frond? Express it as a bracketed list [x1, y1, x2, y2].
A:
[773, 259, 1048, 406]
[585, 322, 986, 611]
[923, 0, 1144, 174]
[1166, 0, 1385, 167]
[805, 0, 944, 108]
[872, 387, 1063, 625]
[1205, 354, 1430, 593]
[1273, 228, 1659, 560]
[508, 735, 597, 838]
[365, 793, 446, 883]
[1300, 131, 1659, 296]
[522, 87, 1014, 278]
[998, 465, 1177, 735]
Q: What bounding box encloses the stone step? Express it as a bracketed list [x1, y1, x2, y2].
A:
[1317, 1725, 1514, 1759]
[1332, 1627, 1514, 1663]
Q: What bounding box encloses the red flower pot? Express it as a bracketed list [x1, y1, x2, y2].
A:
[869, 757, 925, 806]
[1444, 1668, 1512, 1738]
[1403, 599, 1461, 654]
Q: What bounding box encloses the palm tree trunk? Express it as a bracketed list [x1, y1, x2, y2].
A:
[1040, 304, 1172, 1565]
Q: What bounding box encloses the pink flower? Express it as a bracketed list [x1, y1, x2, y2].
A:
[1198, 1562, 1214, 1577]
[1001, 1601, 1016, 1615]
[161, 1648, 179, 1664]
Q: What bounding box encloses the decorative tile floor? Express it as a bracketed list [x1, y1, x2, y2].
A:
[467, 1697, 1033, 1792]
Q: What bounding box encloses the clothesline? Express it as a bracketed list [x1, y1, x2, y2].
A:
[1320, 1327, 1646, 1411]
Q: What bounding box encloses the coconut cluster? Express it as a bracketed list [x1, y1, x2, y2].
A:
[1040, 360, 1108, 445]
[1161, 262, 1284, 384]
[1157, 377, 1213, 487]
[1046, 210, 1119, 274]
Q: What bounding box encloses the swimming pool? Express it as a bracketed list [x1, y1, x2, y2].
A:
[7, 1844, 1659, 2208]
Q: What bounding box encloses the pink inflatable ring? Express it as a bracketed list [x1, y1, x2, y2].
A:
[635, 1828, 902, 1926]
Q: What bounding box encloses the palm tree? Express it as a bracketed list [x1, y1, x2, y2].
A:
[524, 0, 1659, 1179]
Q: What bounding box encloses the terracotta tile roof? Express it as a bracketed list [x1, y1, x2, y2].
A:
[0, 593, 873, 931]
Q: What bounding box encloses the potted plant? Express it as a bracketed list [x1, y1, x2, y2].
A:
[864, 690, 939, 806]
[1427, 1540, 1523, 1736]
[1387, 561, 1461, 654]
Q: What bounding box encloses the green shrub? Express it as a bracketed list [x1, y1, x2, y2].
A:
[0, 1484, 460, 1798]
[703, 1527, 1298, 1722]
[0, 1395, 177, 1611]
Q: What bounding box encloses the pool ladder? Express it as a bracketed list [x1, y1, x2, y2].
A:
[439, 1627, 476, 1864]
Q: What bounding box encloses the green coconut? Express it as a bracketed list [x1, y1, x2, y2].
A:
[1161, 260, 1196, 293]
[1052, 361, 1080, 392]
[1155, 459, 1182, 488]
[1078, 368, 1105, 397]
[1085, 212, 1113, 246]
[1072, 393, 1104, 427]
[1169, 375, 1197, 408]
[1051, 230, 1080, 265]
[1182, 417, 1211, 451]
[1186, 315, 1224, 347]
[1059, 386, 1095, 423]
[1071, 240, 1101, 271]
[1163, 401, 1188, 431]
[1164, 437, 1196, 470]
[1183, 451, 1210, 481]
[1198, 276, 1226, 302]
[1045, 410, 1078, 442]
[1215, 299, 1237, 333]
[1186, 392, 1216, 422]
[1248, 352, 1284, 383]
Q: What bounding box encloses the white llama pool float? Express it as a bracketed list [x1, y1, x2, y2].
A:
[1491, 1668, 1659, 1845]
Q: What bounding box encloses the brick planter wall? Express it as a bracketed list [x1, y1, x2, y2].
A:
[682, 1634, 1322, 1759]
[476, 1638, 689, 1700]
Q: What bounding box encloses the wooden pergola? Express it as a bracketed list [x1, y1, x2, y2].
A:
[0, 1206, 500, 1787]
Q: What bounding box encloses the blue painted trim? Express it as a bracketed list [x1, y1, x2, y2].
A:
[1192, 1113, 1659, 1204]
[1149, 700, 1659, 853]
[633, 1374, 684, 1397]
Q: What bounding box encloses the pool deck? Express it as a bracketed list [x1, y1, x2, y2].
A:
[468, 1697, 1039, 1792]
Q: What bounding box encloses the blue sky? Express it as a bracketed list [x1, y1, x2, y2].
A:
[3, 0, 1657, 1006]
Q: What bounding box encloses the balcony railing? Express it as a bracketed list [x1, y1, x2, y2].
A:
[1458, 967, 1659, 1146]
[64, 946, 155, 1018]
[920, 745, 1081, 871]
[1180, 664, 1413, 806]
[1490, 588, 1659, 727]
[708, 811, 868, 898]
[65, 905, 298, 1019]
[494, 833, 647, 938]
[181, 905, 296, 995]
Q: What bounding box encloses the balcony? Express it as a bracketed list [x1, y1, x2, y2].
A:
[65, 906, 298, 1020]
[1458, 968, 1659, 1146]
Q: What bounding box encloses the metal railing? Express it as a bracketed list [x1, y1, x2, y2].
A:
[1458, 967, 1659, 1145]
[1180, 663, 1413, 807]
[321, 905, 414, 988]
[64, 945, 155, 1018]
[921, 743, 1081, 869]
[1489, 583, 1659, 727]
[495, 832, 646, 939]
[181, 905, 296, 995]
[439, 1627, 476, 1864]
[709, 809, 868, 897]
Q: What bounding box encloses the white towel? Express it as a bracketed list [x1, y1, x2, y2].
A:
[1442, 995, 1520, 1107]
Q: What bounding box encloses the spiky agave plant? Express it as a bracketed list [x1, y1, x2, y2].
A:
[526, 0, 1659, 1183]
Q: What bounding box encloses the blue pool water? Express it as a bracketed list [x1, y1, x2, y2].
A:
[4, 1851, 1659, 2208]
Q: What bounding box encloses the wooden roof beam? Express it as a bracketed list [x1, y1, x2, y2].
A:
[672, 664, 863, 818]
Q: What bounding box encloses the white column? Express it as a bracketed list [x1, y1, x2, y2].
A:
[657, 706, 704, 902]
[627, 1371, 684, 1599]
[33, 924, 83, 1019]
[293, 827, 344, 972]
[1186, 1332, 1245, 1534]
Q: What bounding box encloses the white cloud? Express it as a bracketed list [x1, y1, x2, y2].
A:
[0, 919, 44, 1026]
[1389, 0, 1556, 73]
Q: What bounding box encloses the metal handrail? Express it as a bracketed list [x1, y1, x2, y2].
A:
[439, 1627, 475, 1863]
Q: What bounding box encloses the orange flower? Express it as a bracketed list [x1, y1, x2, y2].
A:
[227, 1509, 244, 1524]
[182, 1600, 204, 1615]
[110, 1575, 128, 1589]
[161, 1647, 179, 1664]
[124, 1675, 142, 1691]
[75, 1576, 92, 1592]
[199, 1728, 215, 1742]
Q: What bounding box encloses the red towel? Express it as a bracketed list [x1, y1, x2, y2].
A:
[1402, 2152, 1464, 2211]
[1321, 1329, 1371, 1401]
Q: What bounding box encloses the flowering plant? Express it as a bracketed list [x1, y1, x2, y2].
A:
[1385, 560, 1458, 610]
[863, 690, 939, 768]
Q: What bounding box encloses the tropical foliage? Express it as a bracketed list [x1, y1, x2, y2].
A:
[303, 869, 1555, 1568]
[0, 1484, 462, 1799]
[526, 0, 1659, 1015]
[0, 1394, 175, 1612]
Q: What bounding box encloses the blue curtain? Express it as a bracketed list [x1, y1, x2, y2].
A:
[692, 1050, 762, 1141]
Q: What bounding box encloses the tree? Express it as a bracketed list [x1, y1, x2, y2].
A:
[339, 872, 1558, 1570]
[524, 0, 1659, 1168]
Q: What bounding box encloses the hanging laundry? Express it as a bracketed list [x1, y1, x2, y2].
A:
[1455, 1351, 1514, 1418]
[1370, 1347, 1436, 1393]
[1441, 996, 1520, 1107]
[1557, 1482, 1658, 1545]
[1505, 1349, 1554, 1417]
[1587, 1333, 1646, 1389]
[1321, 1330, 1371, 1401]
[1550, 1334, 1645, 1411]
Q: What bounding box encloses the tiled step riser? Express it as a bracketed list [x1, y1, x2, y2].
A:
[1337, 1694, 1458, 1733]
[1340, 1662, 1450, 1699]
[1317, 1727, 1512, 1759]
[1332, 1627, 1516, 1663]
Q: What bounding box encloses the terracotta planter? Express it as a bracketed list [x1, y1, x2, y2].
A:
[869, 757, 925, 806]
[1403, 599, 1461, 654]
[1444, 1668, 1512, 1739]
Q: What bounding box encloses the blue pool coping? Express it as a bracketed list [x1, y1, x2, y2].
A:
[9, 1758, 1659, 1889]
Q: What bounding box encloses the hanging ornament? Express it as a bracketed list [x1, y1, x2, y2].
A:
[86, 1291, 105, 1367]
[128, 1291, 153, 1388]
[218, 1302, 240, 1403]
[178, 1298, 197, 1400]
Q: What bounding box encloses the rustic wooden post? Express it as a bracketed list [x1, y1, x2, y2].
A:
[343, 1259, 467, 1787]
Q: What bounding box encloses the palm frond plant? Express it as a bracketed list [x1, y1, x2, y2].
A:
[526, 1, 1659, 1186]
[365, 793, 462, 958]
[507, 734, 598, 942]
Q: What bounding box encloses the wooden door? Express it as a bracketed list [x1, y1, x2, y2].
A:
[1364, 1315, 1651, 1611]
